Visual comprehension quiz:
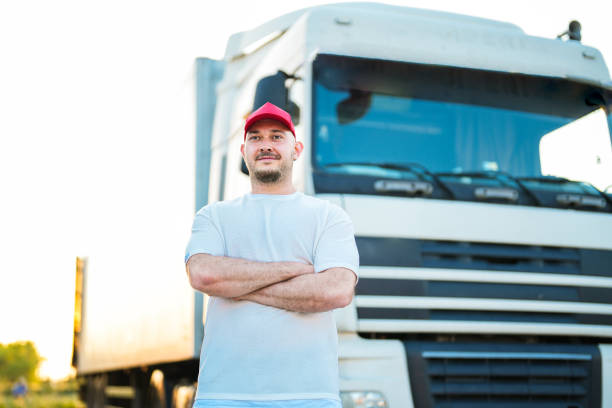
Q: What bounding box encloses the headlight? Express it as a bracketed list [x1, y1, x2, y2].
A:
[340, 391, 387, 408]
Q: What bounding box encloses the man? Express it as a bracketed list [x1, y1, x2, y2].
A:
[184, 102, 359, 408]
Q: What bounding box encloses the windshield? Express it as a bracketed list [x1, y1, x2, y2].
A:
[312, 55, 612, 195]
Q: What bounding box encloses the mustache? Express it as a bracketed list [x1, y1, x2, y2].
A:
[256, 153, 281, 160]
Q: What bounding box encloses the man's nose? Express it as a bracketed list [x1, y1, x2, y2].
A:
[259, 146, 273, 152]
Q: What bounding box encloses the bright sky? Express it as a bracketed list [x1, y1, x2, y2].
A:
[1, 0, 610, 381]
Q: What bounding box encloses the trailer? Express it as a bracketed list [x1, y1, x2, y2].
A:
[73, 3, 612, 407]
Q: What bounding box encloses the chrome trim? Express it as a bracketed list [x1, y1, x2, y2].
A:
[422, 351, 592, 360]
[359, 266, 612, 288]
[355, 296, 612, 315]
[357, 319, 612, 337]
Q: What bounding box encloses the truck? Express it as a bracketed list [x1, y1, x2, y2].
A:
[72, 3, 612, 407]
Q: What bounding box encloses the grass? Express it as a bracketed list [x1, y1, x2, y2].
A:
[0, 394, 84, 408]
[0, 378, 84, 408]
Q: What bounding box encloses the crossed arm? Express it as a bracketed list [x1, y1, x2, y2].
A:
[186, 253, 356, 313]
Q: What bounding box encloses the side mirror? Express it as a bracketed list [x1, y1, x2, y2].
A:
[337, 89, 372, 124]
[557, 20, 581, 42]
[287, 100, 300, 126]
[253, 71, 301, 125]
[240, 157, 249, 175]
[253, 71, 289, 111]
[568, 20, 581, 41]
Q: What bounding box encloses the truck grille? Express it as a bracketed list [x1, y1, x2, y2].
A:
[421, 240, 580, 274]
[355, 237, 612, 336]
[405, 343, 601, 408]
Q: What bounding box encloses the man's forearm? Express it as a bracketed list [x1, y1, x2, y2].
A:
[186, 254, 314, 298]
[235, 267, 355, 313]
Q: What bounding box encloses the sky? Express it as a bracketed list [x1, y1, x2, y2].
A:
[0, 0, 611, 381]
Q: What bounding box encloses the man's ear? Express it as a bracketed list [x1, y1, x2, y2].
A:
[293, 141, 304, 161]
[240, 144, 245, 157]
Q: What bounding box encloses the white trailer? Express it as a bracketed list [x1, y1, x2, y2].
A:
[73, 3, 612, 407]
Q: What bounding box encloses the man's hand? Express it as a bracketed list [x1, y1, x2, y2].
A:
[186, 253, 314, 298]
[234, 267, 357, 313]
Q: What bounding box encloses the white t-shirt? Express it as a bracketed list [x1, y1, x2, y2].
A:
[184, 192, 359, 402]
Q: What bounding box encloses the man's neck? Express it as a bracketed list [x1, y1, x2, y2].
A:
[250, 179, 296, 195]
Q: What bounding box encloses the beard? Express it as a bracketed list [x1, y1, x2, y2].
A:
[250, 154, 293, 184]
[253, 168, 282, 183]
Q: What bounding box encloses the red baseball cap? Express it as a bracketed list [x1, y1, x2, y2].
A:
[244, 102, 296, 140]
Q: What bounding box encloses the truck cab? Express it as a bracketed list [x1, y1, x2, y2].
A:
[196, 3, 612, 407]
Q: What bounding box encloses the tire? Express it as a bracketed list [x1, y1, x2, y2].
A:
[86, 374, 107, 408]
[171, 380, 196, 408]
[146, 369, 167, 408]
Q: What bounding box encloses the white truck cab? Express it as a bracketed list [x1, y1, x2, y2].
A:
[198, 3, 612, 407]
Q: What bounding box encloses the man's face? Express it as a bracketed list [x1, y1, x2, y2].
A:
[241, 119, 303, 184]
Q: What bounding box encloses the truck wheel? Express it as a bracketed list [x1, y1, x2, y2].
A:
[86, 374, 107, 408]
[146, 369, 167, 408]
[172, 380, 196, 408]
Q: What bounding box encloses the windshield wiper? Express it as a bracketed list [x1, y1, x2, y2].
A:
[435, 170, 541, 205]
[517, 176, 612, 209]
[321, 162, 455, 198]
[517, 175, 570, 183]
[453, 172, 610, 209]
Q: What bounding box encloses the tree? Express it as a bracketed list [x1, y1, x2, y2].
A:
[0, 341, 42, 383]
